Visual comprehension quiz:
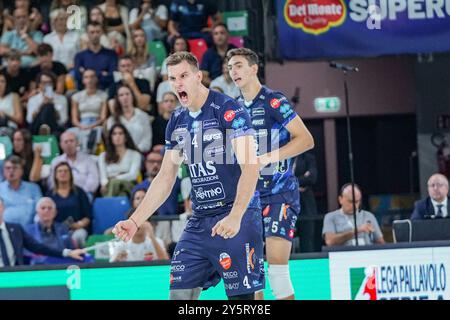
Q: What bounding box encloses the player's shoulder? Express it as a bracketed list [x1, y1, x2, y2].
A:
[206, 89, 242, 112]
[167, 106, 188, 127]
[262, 86, 290, 108]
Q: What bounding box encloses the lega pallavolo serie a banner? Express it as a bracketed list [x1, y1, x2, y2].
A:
[277, 0, 450, 59]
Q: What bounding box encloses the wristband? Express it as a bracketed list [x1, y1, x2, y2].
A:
[130, 217, 139, 229]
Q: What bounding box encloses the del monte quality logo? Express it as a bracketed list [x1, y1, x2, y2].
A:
[284, 0, 346, 35]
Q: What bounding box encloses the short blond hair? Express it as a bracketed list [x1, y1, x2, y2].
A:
[166, 51, 199, 70]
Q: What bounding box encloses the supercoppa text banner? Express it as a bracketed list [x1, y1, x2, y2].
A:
[277, 0, 450, 59]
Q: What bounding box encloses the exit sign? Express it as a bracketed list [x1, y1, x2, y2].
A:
[314, 97, 341, 113]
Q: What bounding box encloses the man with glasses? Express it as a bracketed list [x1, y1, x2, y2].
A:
[0, 155, 42, 228]
[411, 174, 449, 219]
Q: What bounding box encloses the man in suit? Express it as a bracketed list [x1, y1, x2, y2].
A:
[0, 196, 85, 268]
[411, 173, 449, 219]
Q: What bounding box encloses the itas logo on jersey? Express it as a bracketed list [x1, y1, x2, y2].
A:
[270, 98, 281, 109]
[224, 110, 236, 122]
[219, 252, 232, 270]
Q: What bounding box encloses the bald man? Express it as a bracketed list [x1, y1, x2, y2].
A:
[322, 183, 385, 246]
[411, 174, 449, 219]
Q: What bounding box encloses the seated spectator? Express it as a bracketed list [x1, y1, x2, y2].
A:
[152, 91, 177, 146]
[99, 123, 141, 197]
[75, 21, 118, 91]
[322, 183, 385, 247]
[0, 155, 42, 228]
[98, 0, 130, 50]
[47, 130, 100, 199]
[43, 8, 81, 70]
[167, 0, 220, 42]
[12, 129, 34, 181]
[2, 0, 43, 33]
[26, 71, 68, 135]
[160, 35, 189, 81]
[128, 28, 157, 93]
[49, 0, 88, 32]
[71, 69, 108, 154]
[0, 73, 23, 133]
[109, 189, 169, 262]
[201, 23, 236, 86]
[209, 58, 240, 98]
[0, 8, 43, 67]
[46, 162, 91, 248]
[25, 197, 74, 264]
[0, 50, 32, 101]
[0, 196, 85, 267]
[80, 7, 114, 51]
[29, 43, 68, 95]
[411, 173, 449, 219]
[129, 0, 168, 42]
[109, 55, 152, 114]
[106, 84, 152, 153]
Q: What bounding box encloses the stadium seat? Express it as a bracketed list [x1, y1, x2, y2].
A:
[229, 36, 244, 48]
[148, 40, 167, 68]
[188, 38, 208, 65]
[92, 196, 131, 234]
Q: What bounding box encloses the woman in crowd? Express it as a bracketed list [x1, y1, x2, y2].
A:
[0, 73, 23, 133]
[109, 188, 169, 262]
[46, 161, 92, 248]
[106, 84, 152, 153]
[71, 69, 108, 153]
[129, 0, 168, 42]
[49, 0, 88, 32]
[11, 128, 33, 181]
[98, 123, 141, 197]
[98, 0, 130, 53]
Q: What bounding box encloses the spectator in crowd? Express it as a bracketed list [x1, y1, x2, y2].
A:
[46, 162, 91, 248]
[0, 8, 43, 67]
[80, 7, 114, 51]
[25, 197, 74, 264]
[29, 43, 67, 95]
[106, 84, 152, 153]
[322, 183, 385, 247]
[48, 130, 100, 199]
[0, 195, 85, 267]
[128, 27, 157, 93]
[209, 58, 240, 98]
[152, 91, 177, 146]
[160, 35, 189, 81]
[167, 0, 220, 42]
[12, 129, 34, 181]
[201, 23, 236, 86]
[43, 8, 81, 70]
[2, 0, 43, 34]
[129, 0, 168, 42]
[98, 0, 130, 53]
[49, 0, 88, 32]
[411, 173, 449, 219]
[109, 55, 152, 114]
[0, 73, 23, 133]
[0, 155, 42, 228]
[294, 150, 318, 253]
[0, 50, 31, 101]
[98, 123, 141, 197]
[70, 69, 108, 154]
[74, 21, 118, 91]
[26, 71, 68, 135]
[109, 188, 169, 262]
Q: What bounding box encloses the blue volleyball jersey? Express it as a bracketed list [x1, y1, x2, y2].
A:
[165, 90, 259, 217]
[238, 86, 299, 198]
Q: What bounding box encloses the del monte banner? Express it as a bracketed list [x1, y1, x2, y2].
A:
[277, 0, 450, 59]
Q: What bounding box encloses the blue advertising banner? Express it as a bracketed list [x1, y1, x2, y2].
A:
[277, 0, 450, 60]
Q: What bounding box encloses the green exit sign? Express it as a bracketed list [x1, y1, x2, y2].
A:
[314, 97, 341, 113]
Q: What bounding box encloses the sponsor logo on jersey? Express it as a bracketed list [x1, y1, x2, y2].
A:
[203, 119, 219, 129]
[224, 110, 236, 122]
[289, 228, 295, 239]
[219, 252, 232, 270]
[225, 282, 240, 290]
[171, 264, 186, 272]
[193, 182, 226, 203]
[223, 271, 239, 279]
[232, 117, 246, 129]
[203, 131, 223, 142]
[252, 107, 265, 117]
[262, 205, 271, 217]
[270, 98, 281, 109]
[205, 145, 225, 156]
[245, 243, 256, 273]
[252, 119, 265, 126]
